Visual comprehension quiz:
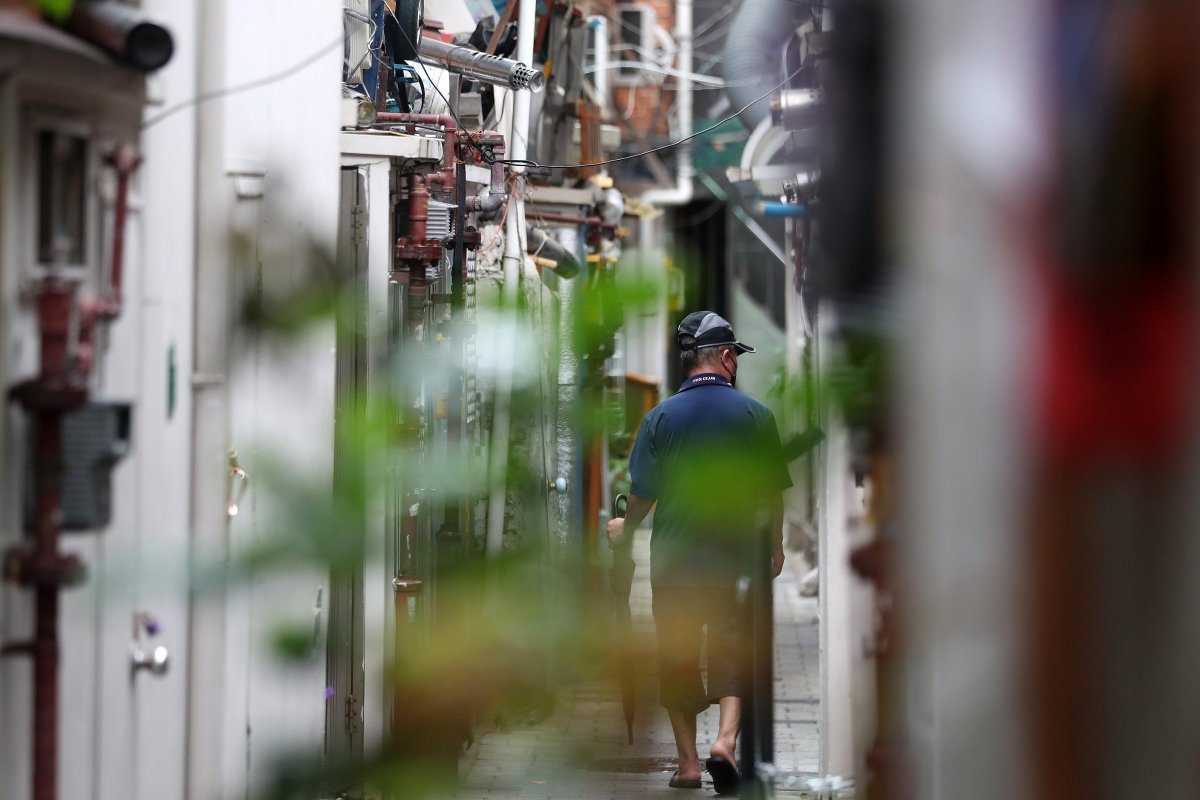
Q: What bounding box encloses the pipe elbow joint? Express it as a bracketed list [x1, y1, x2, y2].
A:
[467, 191, 507, 214]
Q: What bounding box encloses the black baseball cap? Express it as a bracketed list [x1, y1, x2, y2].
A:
[676, 311, 756, 353]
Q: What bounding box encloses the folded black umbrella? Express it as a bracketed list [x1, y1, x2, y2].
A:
[609, 493, 636, 744]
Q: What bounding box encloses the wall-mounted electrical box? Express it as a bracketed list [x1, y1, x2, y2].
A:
[612, 3, 656, 86]
[25, 402, 133, 532]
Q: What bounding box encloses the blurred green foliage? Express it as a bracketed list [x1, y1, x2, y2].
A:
[101, 205, 879, 799]
[37, 0, 74, 22]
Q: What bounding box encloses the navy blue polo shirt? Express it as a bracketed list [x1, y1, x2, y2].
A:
[629, 373, 793, 588]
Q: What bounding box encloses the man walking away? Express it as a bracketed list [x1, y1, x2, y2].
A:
[606, 311, 792, 794]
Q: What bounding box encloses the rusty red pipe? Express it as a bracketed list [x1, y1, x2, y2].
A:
[32, 418, 63, 800]
[409, 173, 430, 241]
[525, 210, 618, 231]
[376, 112, 457, 187]
[78, 146, 140, 375]
[466, 143, 508, 214]
[3, 145, 137, 800]
[5, 282, 87, 800]
[102, 145, 140, 316]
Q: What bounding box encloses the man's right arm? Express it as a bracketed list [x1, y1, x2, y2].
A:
[606, 493, 653, 548]
[608, 411, 658, 546]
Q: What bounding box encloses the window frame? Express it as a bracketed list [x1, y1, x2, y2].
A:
[22, 111, 98, 274]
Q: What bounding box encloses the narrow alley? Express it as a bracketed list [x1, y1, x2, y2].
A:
[453, 531, 819, 798]
[8, 3, 1199, 800]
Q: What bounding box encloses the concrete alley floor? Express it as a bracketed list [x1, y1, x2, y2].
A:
[451, 531, 820, 799]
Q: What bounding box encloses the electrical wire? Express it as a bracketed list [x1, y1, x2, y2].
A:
[141, 0, 392, 130]
[393, 63, 426, 114]
[388, 4, 496, 164]
[586, 60, 728, 87]
[495, 65, 803, 170]
[344, 5, 379, 78]
[477, 181, 517, 253]
[691, 4, 736, 41]
[142, 35, 344, 130]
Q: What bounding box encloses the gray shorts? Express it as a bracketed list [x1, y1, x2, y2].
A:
[651, 585, 746, 715]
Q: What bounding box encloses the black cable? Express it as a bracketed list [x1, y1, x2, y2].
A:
[388, 3, 496, 164]
[494, 66, 803, 170]
[142, 36, 344, 130]
[394, 64, 427, 115]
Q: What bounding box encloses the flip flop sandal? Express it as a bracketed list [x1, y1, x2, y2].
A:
[706, 756, 740, 796]
[669, 770, 702, 789]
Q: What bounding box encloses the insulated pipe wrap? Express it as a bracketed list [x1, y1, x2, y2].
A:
[721, 0, 803, 129]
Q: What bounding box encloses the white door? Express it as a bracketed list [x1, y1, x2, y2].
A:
[222, 175, 335, 800]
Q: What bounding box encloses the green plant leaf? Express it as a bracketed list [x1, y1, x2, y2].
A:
[37, 0, 75, 21]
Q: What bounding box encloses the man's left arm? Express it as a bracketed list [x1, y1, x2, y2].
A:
[762, 410, 793, 579]
[771, 493, 785, 578]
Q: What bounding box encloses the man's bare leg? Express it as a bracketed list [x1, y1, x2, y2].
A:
[710, 696, 740, 764]
[667, 710, 702, 780]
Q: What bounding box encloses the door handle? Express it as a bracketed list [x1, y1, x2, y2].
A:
[227, 448, 249, 518]
[130, 643, 169, 677]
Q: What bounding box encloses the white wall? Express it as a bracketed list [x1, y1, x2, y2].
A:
[196, 0, 343, 795]
[0, 31, 175, 800]
[892, 0, 1039, 796]
[815, 306, 877, 780]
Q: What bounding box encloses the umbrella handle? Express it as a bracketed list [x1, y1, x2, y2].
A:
[612, 493, 628, 520]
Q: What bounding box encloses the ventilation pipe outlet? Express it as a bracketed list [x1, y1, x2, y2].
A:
[68, 1, 175, 72]
[418, 36, 544, 92]
[526, 227, 581, 279]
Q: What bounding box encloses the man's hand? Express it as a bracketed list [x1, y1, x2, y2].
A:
[772, 545, 786, 579]
[607, 517, 627, 548]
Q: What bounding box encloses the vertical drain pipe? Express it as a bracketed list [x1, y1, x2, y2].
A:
[485, 0, 536, 559]
[640, 0, 693, 208]
[635, 0, 692, 386]
[185, 0, 232, 795]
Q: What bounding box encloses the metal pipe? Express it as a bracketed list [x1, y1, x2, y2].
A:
[526, 226, 580, 279]
[444, 162, 468, 547]
[3, 280, 89, 800]
[375, 112, 457, 188]
[409, 174, 429, 241]
[759, 202, 808, 218]
[465, 150, 508, 214]
[77, 145, 141, 376]
[770, 88, 822, 131]
[29, 288, 72, 800]
[525, 210, 617, 230]
[103, 146, 138, 311]
[641, 0, 694, 207]
[67, 1, 175, 72]
[486, 0, 536, 560]
[587, 16, 610, 115]
[416, 35, 544, 93]
[31, 418, 63, 800]
[185, 0, 233, 792]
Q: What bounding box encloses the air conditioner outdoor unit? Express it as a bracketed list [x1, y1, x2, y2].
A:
[612, 3, 656, 86]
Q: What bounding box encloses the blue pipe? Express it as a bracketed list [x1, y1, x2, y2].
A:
[759, 202, 808, 218]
